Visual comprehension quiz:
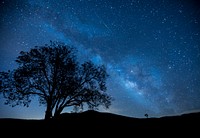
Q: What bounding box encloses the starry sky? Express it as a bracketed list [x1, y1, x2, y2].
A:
[0, 0, 200, 119]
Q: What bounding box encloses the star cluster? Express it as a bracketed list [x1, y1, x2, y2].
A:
[0, 0, 200, 119]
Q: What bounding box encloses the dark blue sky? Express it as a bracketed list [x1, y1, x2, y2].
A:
[0, 0, 200, 119]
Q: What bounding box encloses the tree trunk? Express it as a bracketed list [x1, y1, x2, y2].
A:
[44, 104, 52, 120]
[54, 107, 64, 118]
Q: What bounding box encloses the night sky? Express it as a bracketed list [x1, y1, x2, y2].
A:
[0, 0, 200, 119]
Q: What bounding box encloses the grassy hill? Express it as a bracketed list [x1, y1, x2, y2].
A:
[0, 110, 199, 136]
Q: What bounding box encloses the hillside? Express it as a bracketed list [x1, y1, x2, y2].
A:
[0, 110, 199, 136]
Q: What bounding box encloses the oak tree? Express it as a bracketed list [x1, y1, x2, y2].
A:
[0, 41, 112, 120]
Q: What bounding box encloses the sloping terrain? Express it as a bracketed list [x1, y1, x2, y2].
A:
[0, 110, 199, 136]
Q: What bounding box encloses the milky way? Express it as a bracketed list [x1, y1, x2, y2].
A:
[0, 0, 200, 119]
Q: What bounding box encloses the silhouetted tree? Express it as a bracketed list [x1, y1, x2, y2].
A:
[0, 41, 112, 120]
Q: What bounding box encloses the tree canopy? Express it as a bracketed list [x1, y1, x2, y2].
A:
[0, 41, 112, 120]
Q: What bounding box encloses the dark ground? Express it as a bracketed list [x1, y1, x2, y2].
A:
[0, 110, 199, 136]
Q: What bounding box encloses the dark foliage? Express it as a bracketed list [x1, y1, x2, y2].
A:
[0, 41, 112, 120]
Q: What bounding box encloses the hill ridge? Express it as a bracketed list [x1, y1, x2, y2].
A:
[0, 110, 200, 136]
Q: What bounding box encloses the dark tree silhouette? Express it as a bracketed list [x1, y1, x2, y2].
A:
[0, 41, 112, 120]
